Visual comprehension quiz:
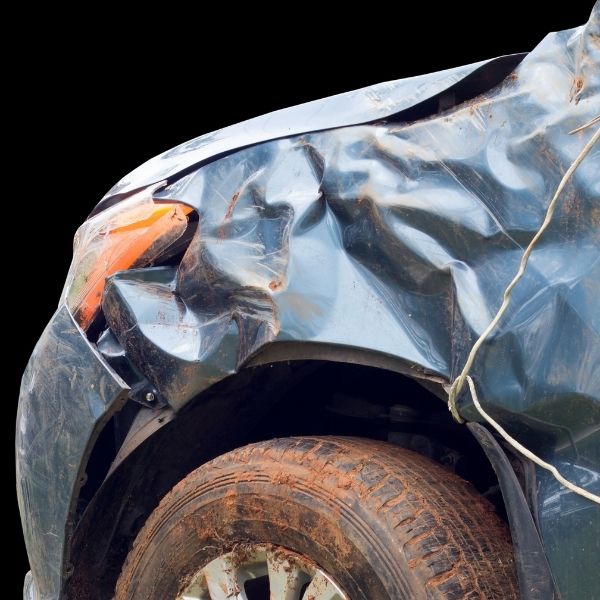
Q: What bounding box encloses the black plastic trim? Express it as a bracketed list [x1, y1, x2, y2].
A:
[467, 422, 560, 600]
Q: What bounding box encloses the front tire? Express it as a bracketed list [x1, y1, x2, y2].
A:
[115, 437, 518, 599]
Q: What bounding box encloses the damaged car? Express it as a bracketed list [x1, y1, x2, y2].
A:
[17, 5, 599, 600]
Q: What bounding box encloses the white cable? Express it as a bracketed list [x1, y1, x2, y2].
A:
[569, 114, 600, 134]
[446, 123, 600, 502]
[449, 125, 600, 410]
[466, 375, 600, 505]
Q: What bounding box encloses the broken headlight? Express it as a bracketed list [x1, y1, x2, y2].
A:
[62, 187, 192, 330]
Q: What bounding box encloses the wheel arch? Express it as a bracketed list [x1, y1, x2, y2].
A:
[64, 345, 549, 599]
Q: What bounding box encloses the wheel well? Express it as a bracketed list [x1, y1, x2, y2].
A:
[66, 360, 504, 599]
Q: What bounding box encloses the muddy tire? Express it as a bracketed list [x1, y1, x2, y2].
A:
[115, 436, 518, 599]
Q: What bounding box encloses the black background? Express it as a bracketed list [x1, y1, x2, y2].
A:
[11, 4, 594, 596]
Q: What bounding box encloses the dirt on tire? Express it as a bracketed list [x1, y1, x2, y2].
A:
[115, 436, 518, 599]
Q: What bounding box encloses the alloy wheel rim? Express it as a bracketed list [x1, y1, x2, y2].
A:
[178, 543, 349, 600]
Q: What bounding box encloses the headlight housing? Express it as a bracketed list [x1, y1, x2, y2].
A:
[62, 186, 192, 330]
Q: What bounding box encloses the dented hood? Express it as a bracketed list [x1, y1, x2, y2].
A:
[101, 56, 521, 202]
[101, 8, 600, 598]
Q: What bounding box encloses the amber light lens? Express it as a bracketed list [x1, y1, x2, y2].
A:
[63, 192, 192, 330]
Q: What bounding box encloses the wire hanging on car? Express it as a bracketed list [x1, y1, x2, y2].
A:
[447, 123, 600, 505]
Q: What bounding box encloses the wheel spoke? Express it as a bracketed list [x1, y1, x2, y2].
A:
[178, 545, 347, 600]
[267, 549, 310, 600]
[202, 556, 248, 600]
[301, 572, 346, 600]
[179, 579, 211, 600]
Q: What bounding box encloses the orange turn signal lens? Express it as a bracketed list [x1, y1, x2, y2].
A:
[63, 192, 193, 330]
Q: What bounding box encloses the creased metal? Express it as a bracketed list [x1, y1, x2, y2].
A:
[16, 307, 129, 599]
[104, 8, 600, 599]
[18, 5, 600, 600]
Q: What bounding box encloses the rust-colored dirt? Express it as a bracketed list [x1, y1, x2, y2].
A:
[115, 437, 518, 599]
